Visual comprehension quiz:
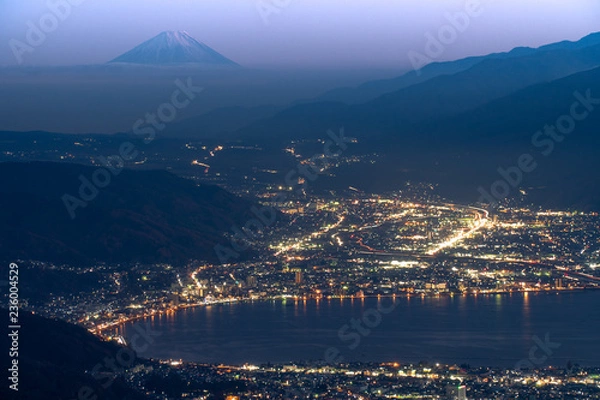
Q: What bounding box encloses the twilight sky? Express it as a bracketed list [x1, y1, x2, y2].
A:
[1, 0, 599, 68]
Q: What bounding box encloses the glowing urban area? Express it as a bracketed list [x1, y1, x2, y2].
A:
[3, 6, 600, 398]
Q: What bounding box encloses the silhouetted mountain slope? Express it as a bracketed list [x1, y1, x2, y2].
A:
[311, 31, 600, 104]
[427, 66, 600, 209]
[0, 310, 148, 400]
[309, 57, 484, 105]
[367, 43, 600, 123]
[238, 42, 600, 140]
[345, 66, 600, 210]
[430, 65, 600, 143]
[0, 162, 259, 264]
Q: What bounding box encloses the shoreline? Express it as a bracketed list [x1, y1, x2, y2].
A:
[92, 286, 599, 335]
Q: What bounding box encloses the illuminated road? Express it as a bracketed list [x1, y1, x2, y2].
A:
[426, 204, 490, 255]
[273, 214, 346, 256]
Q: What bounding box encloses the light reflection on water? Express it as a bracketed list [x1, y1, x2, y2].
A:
[119, 291, 599, 367]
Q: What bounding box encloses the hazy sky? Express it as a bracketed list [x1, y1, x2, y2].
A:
[1, 0, 599, 68]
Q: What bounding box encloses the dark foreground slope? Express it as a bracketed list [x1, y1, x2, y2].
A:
[0, 162, 258, 264]
[0, 310, 148, 400]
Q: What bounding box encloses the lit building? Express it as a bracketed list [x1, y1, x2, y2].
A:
[446, 384, 467, 399]
[295, 270, 303, 285]
[555, 278, 564, 289]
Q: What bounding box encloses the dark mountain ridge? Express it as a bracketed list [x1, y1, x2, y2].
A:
[236, 41, 600, 141]
[0, 309, 148, 400]
[0, 162, 261, 264]
[310, 31, 600, 104]
[320, 66, 600, 210]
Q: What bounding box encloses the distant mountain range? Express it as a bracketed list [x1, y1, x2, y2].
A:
[423, 65, 600, 210]
[110, 31, 239, 66]
[3, 32, 600, 210]
[302, 65, 600, 210]
[308, 31, 600, 105]
[236, 32, 600, 140]
[163, 33, 600, 139]
[217, 31, 600, 210]
[0, 162, 261, 264]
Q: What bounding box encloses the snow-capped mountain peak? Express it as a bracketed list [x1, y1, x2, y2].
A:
[109, 31, 239, 66]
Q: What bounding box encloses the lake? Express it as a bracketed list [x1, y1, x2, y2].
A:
[118, 291, 600, 367]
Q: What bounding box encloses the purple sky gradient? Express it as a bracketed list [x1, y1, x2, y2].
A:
[1, 0, 598, 68]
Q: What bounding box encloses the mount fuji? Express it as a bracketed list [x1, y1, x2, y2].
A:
[109, 31, 239, 66]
